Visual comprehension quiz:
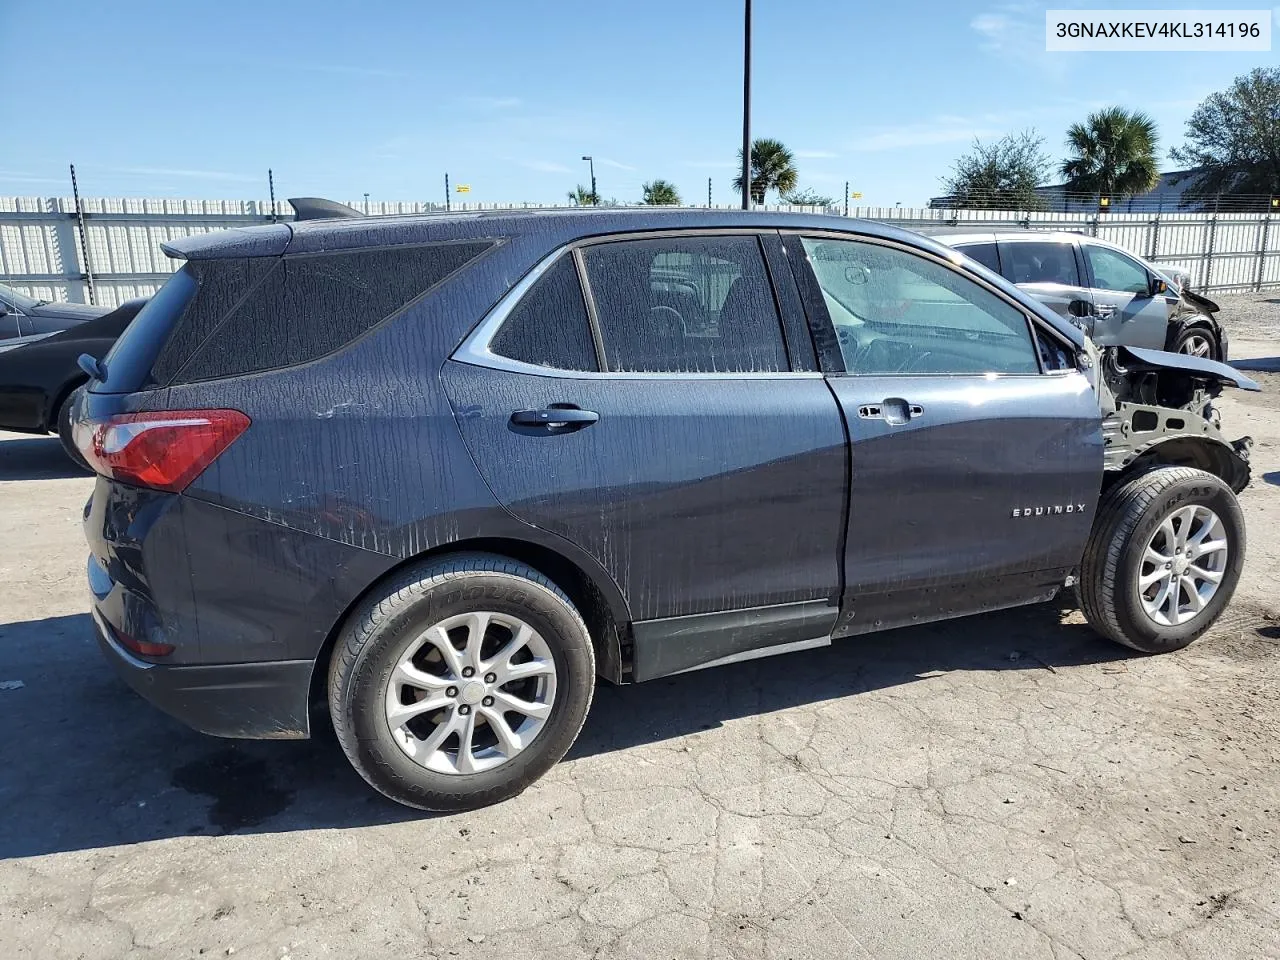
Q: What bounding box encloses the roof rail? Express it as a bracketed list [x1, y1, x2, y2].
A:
[289, 197, 364, 221]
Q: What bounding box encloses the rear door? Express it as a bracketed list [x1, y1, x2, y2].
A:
[444, 231, 848, 672]
[1081, 241, 1168, 350]
[786, 232, 1102, 636]
[995, 237, 1092, 322]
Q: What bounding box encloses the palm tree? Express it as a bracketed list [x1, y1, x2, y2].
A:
[732, 138, 798, 205]
[641, 179, 681, 205]
[567, 184, 599, 206]
[1061, 108, 1160, 201]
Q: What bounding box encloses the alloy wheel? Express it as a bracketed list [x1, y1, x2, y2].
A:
[1138, 505, 1229, 627]
[1178, 333, 1213, 358]
[384, 611, 557, 774]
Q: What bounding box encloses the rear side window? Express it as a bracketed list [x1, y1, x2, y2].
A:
[159, 241, 493, 384]
[95, 264, 200, 393]
[582, 236, 788, 373]
[999, 241, 1080, 287]
[955, 242, 1000, 274]
[490, 256, 597, 371]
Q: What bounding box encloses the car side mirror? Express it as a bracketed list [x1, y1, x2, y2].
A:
[0, 303, 9, 318]
[1149, 276, 1168, 297]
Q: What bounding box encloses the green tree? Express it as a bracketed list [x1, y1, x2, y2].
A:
[1171, 67, 1280, 210]
[732, 138, 798, 205]
[567, 184, 599, 206]
[780, 187, 834, 206]
[939, 130, 1051, 210]
[1061, 107, 1160, 201]
[641, 179, 681, 205]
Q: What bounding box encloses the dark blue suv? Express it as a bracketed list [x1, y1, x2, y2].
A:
[75, 208, 1257, 810]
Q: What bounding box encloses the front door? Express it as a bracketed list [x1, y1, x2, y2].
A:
[786, 232, 1103, 636]
[996, 237, 1093, 322]
[444, 232, 848, 668]
[1082, 242, 1169, 350]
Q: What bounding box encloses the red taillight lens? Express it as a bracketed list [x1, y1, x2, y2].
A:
[75, 409, 251, 493]
[115, 628, 176, 658]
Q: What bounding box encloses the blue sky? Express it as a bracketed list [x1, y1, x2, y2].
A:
[2, 0, 1276, 206]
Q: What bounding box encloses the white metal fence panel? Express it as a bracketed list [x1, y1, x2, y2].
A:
[2, 197, 1277, 305]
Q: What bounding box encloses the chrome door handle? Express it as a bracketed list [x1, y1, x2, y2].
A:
[859, 399, 923, 425]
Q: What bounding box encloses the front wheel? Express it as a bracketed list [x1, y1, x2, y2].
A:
[328, 554, 595, 811]
[1079, 467, 1244, 653]
[1173, 325, 1219, 361]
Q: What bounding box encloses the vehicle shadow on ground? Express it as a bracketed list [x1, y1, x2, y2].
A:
[1230, 356, 1280, 373]
[0, 603, 1127, 858]
[0, 435, 88, 481]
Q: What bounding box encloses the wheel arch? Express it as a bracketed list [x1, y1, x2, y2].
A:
[44, 374, 88, 434]
[307, 535, 631, 732]
[1109, 435, 1250, 495]
[1165, 314, 1222, 359]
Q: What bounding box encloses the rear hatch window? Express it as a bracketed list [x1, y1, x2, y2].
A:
[95, 240, 495, 393]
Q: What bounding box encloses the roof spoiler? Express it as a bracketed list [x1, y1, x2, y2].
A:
[289, 197, 364, 221]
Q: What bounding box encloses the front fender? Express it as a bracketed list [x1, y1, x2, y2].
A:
[1119, 346, 1259, 391]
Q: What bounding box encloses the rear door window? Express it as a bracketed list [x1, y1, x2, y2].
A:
[581, 235, 788, 373]
[998, 241, 1081, 286]
[954, 242, 1000, 274]
[490, 256, 598, 371]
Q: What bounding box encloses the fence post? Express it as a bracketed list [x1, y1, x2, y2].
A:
[1257, 217, 1272, 292]
[1148, 214, 1161, 261]
[69, 164, 96, 306]
[1203, 215, 1218, 290]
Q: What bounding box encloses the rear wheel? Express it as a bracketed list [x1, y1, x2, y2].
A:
[56, 386, 90, 471]
[1173, 325, 1219, 361]
[1080, 467, 1244, 653]
[328, 553, 595, 811]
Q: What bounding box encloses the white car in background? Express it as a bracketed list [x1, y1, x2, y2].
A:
[931, 232, 1224, 360]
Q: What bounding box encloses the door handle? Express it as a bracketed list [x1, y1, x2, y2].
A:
[510, 406, 599, 431]
[859, 398, 923, 426]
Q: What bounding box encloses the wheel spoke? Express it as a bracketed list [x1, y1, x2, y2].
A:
[1139, 565, 1169, 588]
[1173, 512, 1191, 551]
[461, 612, 492, 671]
[485, 622, 533, 673]
[1148, 576, 1175, 622]
[455, 710, 479, 774]
[387, 693, 452, 727]
[1181, 576, 1206, 612]
[1187, 562, 1224, 584]
[392, 660, 451, 693]
[415, 709, 461, 756]
[420, 624, 464, 679]
[480, 706, 522, 756]
[496, 657, 555, 685]
[1144, 545, 1172, 565]
[1196, 538, 1228, 555]
[492, 689, 551, 720]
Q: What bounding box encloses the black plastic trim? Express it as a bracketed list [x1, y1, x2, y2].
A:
[630, 600, 838, 682]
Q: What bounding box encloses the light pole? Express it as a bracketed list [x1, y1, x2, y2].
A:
[581, 156, 597, 205]
[740, 0, 752, 210]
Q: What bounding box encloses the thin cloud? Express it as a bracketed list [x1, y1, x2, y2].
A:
[0, 171, 69, 185]
[683, 160, 737, 170]
[597, 157, 637, 172]
[849, 125, 1002, 152]
[518, 160, 573, 174]
[971, 3, 1069, 78]
[113, 167, 263, 183]
[795, 149, 839, 159]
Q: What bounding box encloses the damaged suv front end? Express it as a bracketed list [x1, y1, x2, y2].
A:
[1089, 340, 1257, 493]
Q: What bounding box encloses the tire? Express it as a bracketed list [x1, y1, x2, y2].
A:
[56, 386, 90, 472]
[1079, 466, 1244, 654]
[328, 553, 595, 811]
[1172, 324, 1219, 361]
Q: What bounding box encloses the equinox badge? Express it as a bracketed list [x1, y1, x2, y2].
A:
[1012, 504, 1088, 517]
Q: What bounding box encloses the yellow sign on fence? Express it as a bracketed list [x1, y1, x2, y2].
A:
[455, 184, 471, 193]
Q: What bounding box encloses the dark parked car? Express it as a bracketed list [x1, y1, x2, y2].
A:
[75, 208, 1257, 811]
[0, 282, 110, 339]
[931, 232, 1228, 360]
[0, 297, 146, 461]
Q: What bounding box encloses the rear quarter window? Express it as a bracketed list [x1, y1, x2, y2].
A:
[160, 241, 494, 384]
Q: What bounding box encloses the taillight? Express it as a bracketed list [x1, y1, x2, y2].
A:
[74, 409, 251, 493]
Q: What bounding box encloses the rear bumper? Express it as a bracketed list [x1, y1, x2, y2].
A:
[92, 607, 314, 739]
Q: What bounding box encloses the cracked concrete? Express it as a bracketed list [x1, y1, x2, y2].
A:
[2, 357, 1280, 959]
